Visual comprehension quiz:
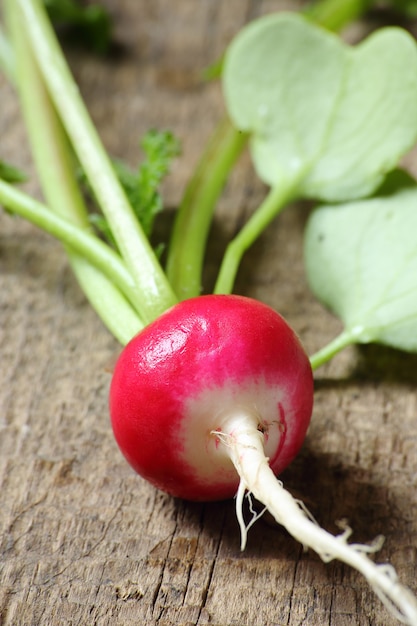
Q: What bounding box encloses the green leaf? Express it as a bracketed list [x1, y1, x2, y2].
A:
[223, 13, 417, 202]
[113, 129, 180, 238]
[304, 184, 417, 352]
[80, 129, 180, 246]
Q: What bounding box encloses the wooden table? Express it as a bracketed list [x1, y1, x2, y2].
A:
[1, 2, 416, 624]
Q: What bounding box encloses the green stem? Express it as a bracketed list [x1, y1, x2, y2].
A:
[166, 118, 247, 299]
[0, 181, 143, 321]
[6, 0, 143, 344]
[0, 22, 14, 81]
[9, 24, 87, 228]
[168, 0, 373, 302]
[214, 179, 299, 294]
[305, 0, 374, 32]
[17, 0, 177, 324]
[309, 329, 357, 370]
[211, 0, 375, 297]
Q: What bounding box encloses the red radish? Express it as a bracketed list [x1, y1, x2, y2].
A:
[110, 294, 313, 501]
[109, 294, 417, 623]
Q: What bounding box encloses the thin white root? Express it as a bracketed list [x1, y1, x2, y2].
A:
[235, 479, 247, 549]
[221, 415, 417, 625]
[235, 483, 267, 550]
[246, 491, 267, 532]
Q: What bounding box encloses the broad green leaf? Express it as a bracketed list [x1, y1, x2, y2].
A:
[223, 13, 417, 202]
[304, 185, 417, 352]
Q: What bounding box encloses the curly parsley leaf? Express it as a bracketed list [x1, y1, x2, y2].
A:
[112, 130, 181, 238]
[82, 130, 180, 247]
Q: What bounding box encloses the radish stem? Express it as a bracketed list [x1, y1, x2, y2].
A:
[309, 326, 379, 370]
[167, 117, 247, 299]
[309, 328, 358, 370]
[0, 180, 144, 339]
[215, 412, 417, 625]
[16, 0, 177, 324]
[0, 22, 14, 81]
[167, 0, 374, 299]
[5, 1, 143, 343]
[5, 0, 143, 343]
[0, 187, 143, 345]
[214, 179, 299, 294]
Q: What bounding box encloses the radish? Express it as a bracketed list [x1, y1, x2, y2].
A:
[110, 294, 417, 624]
[109, 295, 313, 502]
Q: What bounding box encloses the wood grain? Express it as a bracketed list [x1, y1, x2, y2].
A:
[1, 1, 416, 624]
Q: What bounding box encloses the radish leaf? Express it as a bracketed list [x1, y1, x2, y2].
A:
[223, 13, 417, 202]
[113, 129, 180, 239]
[78, 129, 180, 247]
[304, 184, 417, 352]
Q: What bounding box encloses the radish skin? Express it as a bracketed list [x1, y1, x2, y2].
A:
[109, 294, 417, 624]
[110, 295, 313, 500]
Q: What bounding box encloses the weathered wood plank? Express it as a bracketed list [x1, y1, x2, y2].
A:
[1, 1, 416, 625]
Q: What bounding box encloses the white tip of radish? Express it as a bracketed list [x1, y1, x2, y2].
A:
[217, 411, 417, 625]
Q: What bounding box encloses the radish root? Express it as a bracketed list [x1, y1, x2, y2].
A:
[215, 414, 417, 625]
[235, 482, 267, 548]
